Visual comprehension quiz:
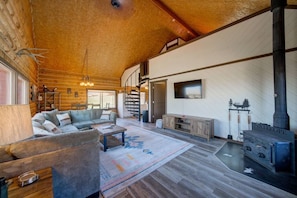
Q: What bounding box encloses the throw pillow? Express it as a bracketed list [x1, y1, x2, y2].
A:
[42, 109, 60, 126]
[32, 120, 46, 130]
[32, 113, 46, 125]
[56, 113, 71, 126]
[33, 126, 55, 136]
[43, 120, 62, 134]
[100, 110, 111, 120]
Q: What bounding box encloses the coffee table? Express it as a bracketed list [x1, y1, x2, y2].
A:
[92, 124, 127, 152]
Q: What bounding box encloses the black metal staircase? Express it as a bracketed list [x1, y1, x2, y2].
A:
[124, 67, 148, 121]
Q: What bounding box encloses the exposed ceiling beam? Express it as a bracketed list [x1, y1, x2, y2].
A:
[150, 0, 199, 38]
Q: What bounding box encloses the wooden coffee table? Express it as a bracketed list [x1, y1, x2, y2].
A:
[92, 124, 127, 152]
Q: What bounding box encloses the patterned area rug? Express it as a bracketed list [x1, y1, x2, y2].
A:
[100, 125, 193, 196]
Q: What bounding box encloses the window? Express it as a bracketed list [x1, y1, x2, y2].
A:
[0, 63, 12, 104]
[87, 90, 116, 109]
[0, 60, 29, 105]
[17, 75, 29, 104]
[140, 92, 146, 105]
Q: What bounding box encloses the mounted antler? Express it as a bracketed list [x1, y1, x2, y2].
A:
[16, 48, 48, 65]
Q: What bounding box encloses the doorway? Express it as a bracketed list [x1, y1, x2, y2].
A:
[150, 80, 166, 123]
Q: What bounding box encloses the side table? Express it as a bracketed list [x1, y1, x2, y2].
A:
[8, 167, 53, 198]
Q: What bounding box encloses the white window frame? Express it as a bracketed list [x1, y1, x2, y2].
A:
[17, 74, 29, 104]
[0, 60, 29, 105]
[87, 89, 116, 109]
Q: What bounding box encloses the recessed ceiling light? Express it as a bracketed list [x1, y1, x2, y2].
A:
[111, 0, 120, 8]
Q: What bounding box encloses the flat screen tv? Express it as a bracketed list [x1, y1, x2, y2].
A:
[174, 79, 202, 99]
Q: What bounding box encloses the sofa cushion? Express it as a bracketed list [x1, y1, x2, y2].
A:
[72, 121, 94, 129]
[92, 119, 112, 125]
[59, 125, 79, 133]
[100, 110, 112, 120]
[56, 113, 72, 126]
[42, 109, 60, 126]
[33, 126, 55, 136]
[43, 120, 62, 134]
[91, 109, 103, 120]
[70, 110, 92, 123]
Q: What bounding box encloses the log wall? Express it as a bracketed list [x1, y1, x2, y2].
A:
[0, 0, 37, 115]
[0, 1, 122, 114]
[38, 68, 121, 111]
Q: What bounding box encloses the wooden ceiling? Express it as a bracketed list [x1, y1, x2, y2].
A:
[30, 0, 297, 79]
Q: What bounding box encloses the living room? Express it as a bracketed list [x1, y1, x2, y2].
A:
[1, 0, 297, 198]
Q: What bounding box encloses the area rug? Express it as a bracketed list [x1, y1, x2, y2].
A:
[215, 142, 297, 195]
[100, 125, 193, 196]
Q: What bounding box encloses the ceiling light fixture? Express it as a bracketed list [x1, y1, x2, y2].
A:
[111, 0, 120, 8]
[80, 49, 94, 86]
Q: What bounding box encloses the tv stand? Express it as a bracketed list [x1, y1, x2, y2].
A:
[162, 114, 214, 141]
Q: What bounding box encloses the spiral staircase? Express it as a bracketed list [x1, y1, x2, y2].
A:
[124, 67, 148, 121]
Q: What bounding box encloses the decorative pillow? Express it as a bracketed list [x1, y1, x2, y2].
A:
[56, 113, 71, 126]
[100, 110, 111, 120]
[32, 120, 46, 130]
[42, 120, 62, 134]
[33, 126, 55, 136]
[42, 109, 60, 126]
[32, 113, 46, 125]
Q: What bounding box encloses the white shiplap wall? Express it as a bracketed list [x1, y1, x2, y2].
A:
[147, 9, 297, 139]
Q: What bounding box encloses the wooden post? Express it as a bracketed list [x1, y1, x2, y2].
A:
[271, 0, 289, 129]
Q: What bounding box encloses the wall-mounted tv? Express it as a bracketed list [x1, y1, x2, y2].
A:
[174, 79, 202, 99]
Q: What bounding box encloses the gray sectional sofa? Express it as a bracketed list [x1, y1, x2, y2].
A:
[32, 108, 117, 135]
[0, 105, 101, 198]
[0, 131, 101, 198]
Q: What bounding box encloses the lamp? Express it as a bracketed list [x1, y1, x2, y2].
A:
[80, 49, 94, 86]
[0, 105, 33, 145]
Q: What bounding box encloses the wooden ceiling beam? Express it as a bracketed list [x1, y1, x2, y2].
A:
[150, 0, 199, 38]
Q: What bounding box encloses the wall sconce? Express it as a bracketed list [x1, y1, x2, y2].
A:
[74, 91, 79, 98]
[67, 88, 72, 94]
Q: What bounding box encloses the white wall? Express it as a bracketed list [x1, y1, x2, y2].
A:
[148, 9, 297, 139]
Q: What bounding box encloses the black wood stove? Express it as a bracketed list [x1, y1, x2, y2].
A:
[243, 123, 295, 174]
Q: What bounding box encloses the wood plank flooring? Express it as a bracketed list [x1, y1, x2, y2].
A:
[101, 118, 296, 198]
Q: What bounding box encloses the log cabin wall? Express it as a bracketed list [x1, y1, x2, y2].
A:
[0, 0, 38, 115]
[38, 68, 121, 111]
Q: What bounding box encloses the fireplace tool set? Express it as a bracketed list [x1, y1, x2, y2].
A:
[228, 99, 251, 141]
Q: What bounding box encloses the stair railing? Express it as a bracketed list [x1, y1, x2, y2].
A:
[124, 67, 141, 120]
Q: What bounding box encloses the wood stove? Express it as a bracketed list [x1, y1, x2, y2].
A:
[242, 0, 297, 176]
[243, 123, 295, 174]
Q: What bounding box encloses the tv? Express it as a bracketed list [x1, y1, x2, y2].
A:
[174, 79, 202, 99]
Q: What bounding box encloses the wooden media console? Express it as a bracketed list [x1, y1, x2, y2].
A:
[162, 114, 214, 141]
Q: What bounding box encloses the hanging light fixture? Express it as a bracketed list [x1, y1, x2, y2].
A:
[80, 49, 94, 86]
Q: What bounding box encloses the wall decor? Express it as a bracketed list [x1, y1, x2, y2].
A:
[30, 84, 37, 101]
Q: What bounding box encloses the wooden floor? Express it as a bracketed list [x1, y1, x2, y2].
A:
[101, 118, 296, 198]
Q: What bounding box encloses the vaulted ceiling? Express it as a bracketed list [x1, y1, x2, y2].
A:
[30, 0, 297, 79]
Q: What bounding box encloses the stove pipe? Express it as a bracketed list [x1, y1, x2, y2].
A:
[271, 0, 289, 129]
